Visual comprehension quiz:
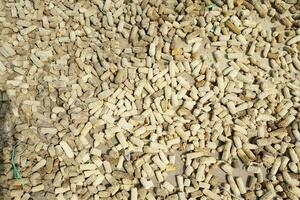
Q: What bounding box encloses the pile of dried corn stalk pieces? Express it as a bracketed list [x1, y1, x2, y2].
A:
[0, 0, 300, 199]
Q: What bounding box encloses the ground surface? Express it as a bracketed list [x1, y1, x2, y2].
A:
[0, 0, 300, 200]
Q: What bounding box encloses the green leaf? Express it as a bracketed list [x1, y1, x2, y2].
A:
[11, 141, 22, 179]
